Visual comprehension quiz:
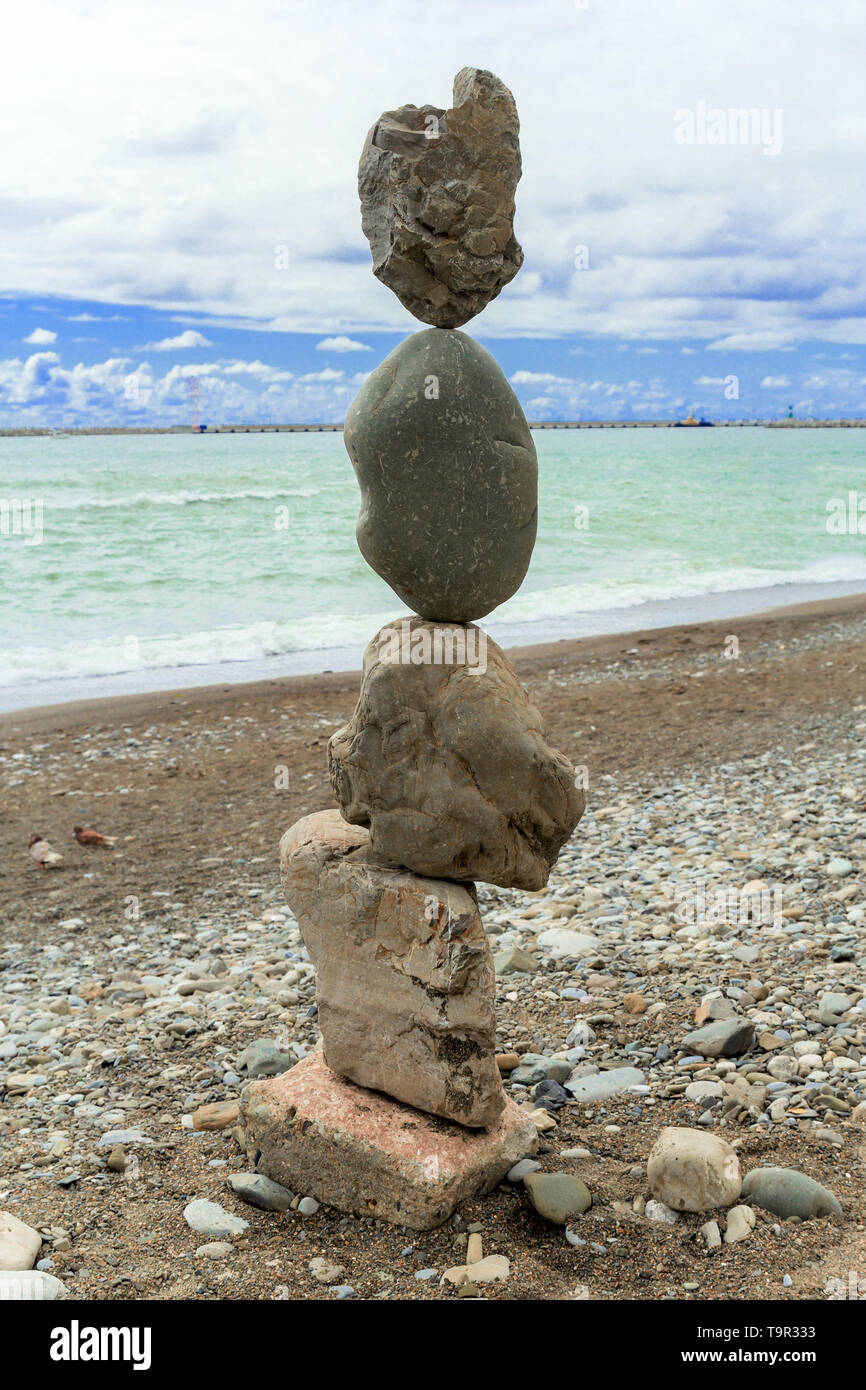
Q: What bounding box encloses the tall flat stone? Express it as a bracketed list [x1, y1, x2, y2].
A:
[329, 621, 584, 890]
[344, 329, 537, 623]
[281, 810, 504, 1128]
[240, 1053, 537, 1230]
[359, 67, 523, 327]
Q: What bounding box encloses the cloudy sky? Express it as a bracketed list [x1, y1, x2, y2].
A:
[1, 0, 864, 426]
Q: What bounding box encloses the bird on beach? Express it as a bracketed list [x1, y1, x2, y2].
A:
[29, 833, 63, 869]
[73, 826, 116, 848]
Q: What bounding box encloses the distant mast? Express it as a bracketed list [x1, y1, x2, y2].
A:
[187, 376, 201, 432]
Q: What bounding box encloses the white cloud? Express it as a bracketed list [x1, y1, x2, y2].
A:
[708, 332, 797, 352]
[0, 0, 863, 346]
[0, 352, 346, 424]
[761, 375, 792, 388]
[219, 359, 293, 381]
[506, 368, 684, 419]
[315, 335, 371, 353]
[510, 370, 571, 386]
[0, 351, 61, 403]
[140, 330, 213, 350]
[24, 327, 57, 344]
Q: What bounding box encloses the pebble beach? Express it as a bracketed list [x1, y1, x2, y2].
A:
[1, 593, 864, 1301]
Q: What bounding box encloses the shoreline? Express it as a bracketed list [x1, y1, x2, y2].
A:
[3, 586, 866, 736]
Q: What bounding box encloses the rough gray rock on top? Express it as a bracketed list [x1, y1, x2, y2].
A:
[344, 328, 537, 623]
[359, 67, 523, 327]
[328, 619, 585, 890]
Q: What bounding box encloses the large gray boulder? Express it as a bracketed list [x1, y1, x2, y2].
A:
[344, 329, 537, 623]
[280, 810, 505, 1128]
[359, 67, 523, 327]
[329, 619, 584, 890]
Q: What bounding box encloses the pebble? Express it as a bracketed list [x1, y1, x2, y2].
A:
[237, 1039, 295, 1079]
[817, 993, 852, 1026]
[309, 1257, 346, 1283]
[493, 945, 537, 975]
[459, 1237, 479, 1269]
[227, 1173, 293, 1212]
[700, 1220, 722, 1249]
[196, 1242, 233, 1259]
[741, 1168, 842, 1220]
[565, 1067, 645, 1102]
[724, 1205, 757, 1244]
[0, 1212, 42, 1272]
[680, 1018, 755, 1058]
[495, 1053, 520, 1072]
[0, 1270, 69, 1300]
[298, 1197, 320, 1216]
[684, 1080, 724, 1102]
[182, 1200, 249, 1238]
[645, 1199, 678, 1224]
[441, 1255, 509, 1287]
[193, 1101, 240, 1131]
[507, 1158, 542, 1182]
[96, 1128, 150, 1147]
[647, 1128, 741, 1212]
[511, 1058, 572, 1085]
[523, 1172, 592, 1224]
[535, 928, 600, 959]
[825, 857, 853, 877]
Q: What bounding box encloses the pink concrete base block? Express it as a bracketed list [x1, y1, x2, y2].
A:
[240, 1053, 537, 1230]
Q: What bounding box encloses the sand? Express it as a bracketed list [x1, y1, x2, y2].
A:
[0, 592, 864, 1301]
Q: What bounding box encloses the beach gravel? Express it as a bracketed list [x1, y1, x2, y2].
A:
[0, 598, 863, 1299]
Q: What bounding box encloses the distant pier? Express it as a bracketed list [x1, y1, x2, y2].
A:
[2, 419, 864, 437]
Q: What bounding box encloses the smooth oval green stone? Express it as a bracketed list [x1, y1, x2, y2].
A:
[344, 328, 537, 622]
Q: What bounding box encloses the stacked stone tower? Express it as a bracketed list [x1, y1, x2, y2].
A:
[241, 69, 585, 1230]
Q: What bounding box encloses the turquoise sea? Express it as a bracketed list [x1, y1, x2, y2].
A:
[1, 428, 865, 710]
